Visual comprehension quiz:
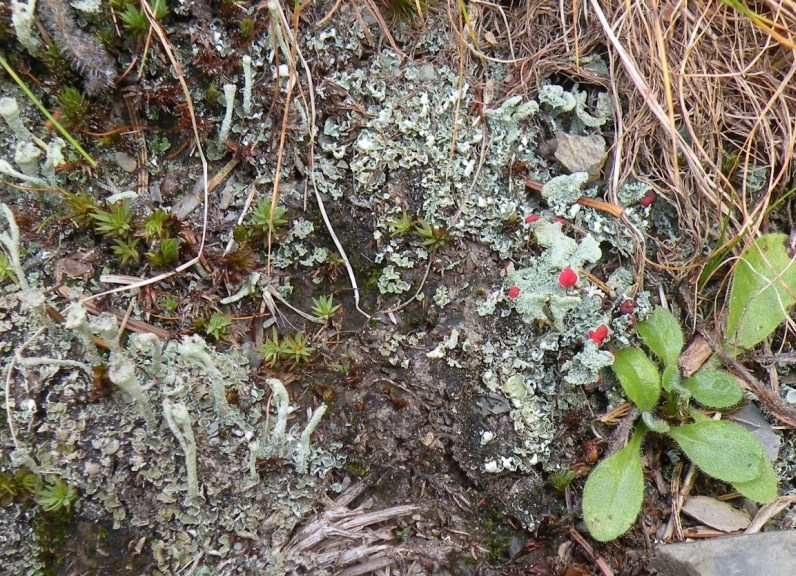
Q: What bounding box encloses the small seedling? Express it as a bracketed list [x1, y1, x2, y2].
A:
[379, 0, 430, 22]
[415, 220, 451, 251]
[582, 306, 776, 542]
[388, 210, 414, 237]
[239, 17, 255, 39]
[111, 237, 141, 266]
[119, 4, 150, 39]
[280, 332, 315, 367]
[34, 476, 78, 512]
[550, 469, 575, 492]
[57, 86, 88, 126]
[257, 327, 282, 367]
[61, 189, 99, 228]
[249, 198, 288, 239]
[140, 209, 175, 240]
[311, 294, 341, 322]
[160, 294, 179, 313]
[119, 0, 169, 40]
[0, 469, 38, 504]
[205, 313, 232, 341]
[91, 202, 133, 239]
[146, 237, 180, 268]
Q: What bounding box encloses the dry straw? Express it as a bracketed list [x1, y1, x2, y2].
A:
[444, 0, 795, 296]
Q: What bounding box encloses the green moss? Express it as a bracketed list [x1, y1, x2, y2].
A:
[34, 509, 74, 575]
[346, 460, 369, 478]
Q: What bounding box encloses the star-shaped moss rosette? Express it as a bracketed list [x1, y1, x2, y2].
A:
[505, 218, 602, 331]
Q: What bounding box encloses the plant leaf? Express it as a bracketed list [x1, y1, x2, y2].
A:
[582, 429, 645, 542]
[726, 234, 796, 352]
[641, 411, 670, 433]
[732, 455, 778, 503]
[613, 348, 661, 412]
[661, 364, 689, 397]
[636, 307, 684, 366]
[668, 421, 765, 483]
[682, 369, 743, 409]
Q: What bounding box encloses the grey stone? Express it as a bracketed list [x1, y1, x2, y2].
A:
[733, 403, 781, 462]
[650, 531, 796, 576]
[681, 496, 750, 532]
[554, 132, 607, 177]
[113, 151, 138, 173]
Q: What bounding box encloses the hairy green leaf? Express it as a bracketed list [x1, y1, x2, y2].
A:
[641, 411, 670, 433]
[668, 421, 765, 483]
[727, 234, 796, 352]
[613, 348, 661, 412]
[636, 307, 684, 366]
[582, 429, 645, 541]
[732, 456, 778, 503]
[682, 370, 743, 409]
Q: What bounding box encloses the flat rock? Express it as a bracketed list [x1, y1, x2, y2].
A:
[732, 403, 781, 462]
[554, 132, 607, 177]
[681, 496, 750, 532]
[650, 531, 796, 576]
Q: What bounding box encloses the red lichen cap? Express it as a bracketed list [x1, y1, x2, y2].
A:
[524, 214, 541, 224]
[558, 267, 578, 288]
[638, 191, 656, 207]
[588, 325, 609, 347]
[507, 286, 521, 299]
[618, 300, 636, 315]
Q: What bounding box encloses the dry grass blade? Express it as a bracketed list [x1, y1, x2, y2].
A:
[279, 478, 425, 574]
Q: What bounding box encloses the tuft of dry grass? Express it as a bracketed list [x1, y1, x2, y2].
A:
[278, 477, 451, 575]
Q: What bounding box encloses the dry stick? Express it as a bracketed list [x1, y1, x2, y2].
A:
[316, 0, 344, 28]
[745, 493, 796, 534]
[82, 0, 209, 304]
[697, 326, 796, 429]
[604, 406, 639, 457]
[568, 527, 615, 576]
[362, 0, 407, 59]
[263, 0, 298, 275]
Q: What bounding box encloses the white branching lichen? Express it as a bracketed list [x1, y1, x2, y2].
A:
[294, 404, 327, 474]
[14, 141, 41, 177]
[63, 302, 102, 365]
[108, 354, 155, 428]
[42, 138, 65, 183]
[162, 399, 200, 503]
[176, 334, 234, 423]
[0, 203, 29, 290]
[90, 313, 122, 353]
[262, 377, 292, 458]
[242, 55, 253, 116]
[11, 1, 39, 52]
[218, 83, 237, 145]
[0, 159, 47, 187]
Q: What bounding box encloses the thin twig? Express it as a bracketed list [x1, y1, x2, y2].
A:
[568, 528, 615, 576]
